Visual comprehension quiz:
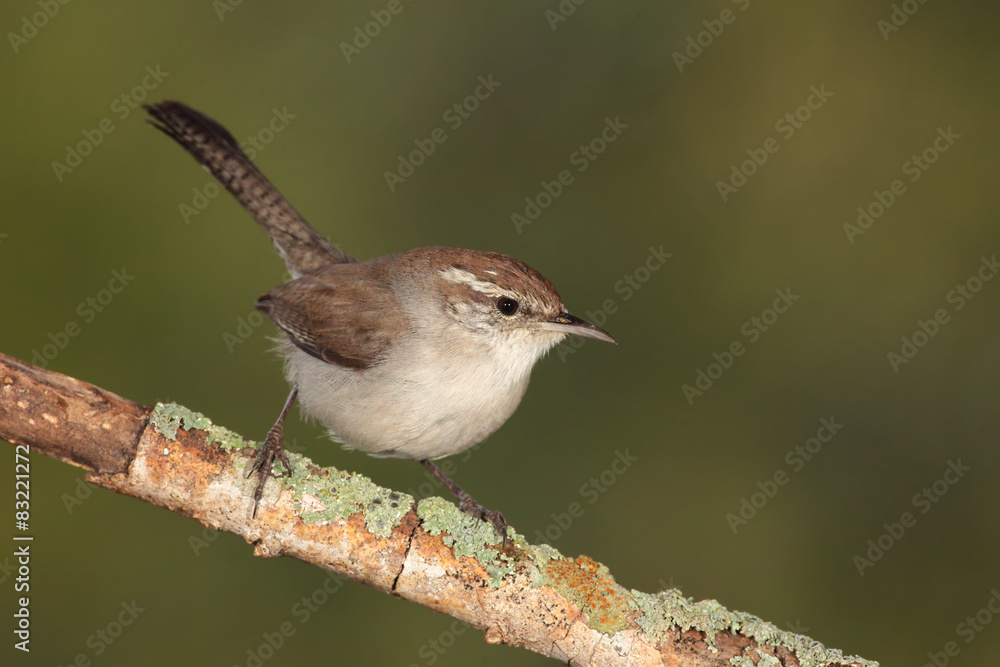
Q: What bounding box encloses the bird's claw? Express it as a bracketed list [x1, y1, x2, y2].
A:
[248, 424, 292, 518]
[459, 499, 510, 549]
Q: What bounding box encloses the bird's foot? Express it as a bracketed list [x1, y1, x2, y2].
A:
[247, 422, 292, 518]
[458, 498, 510, 549]
[418, 458, 513, 550]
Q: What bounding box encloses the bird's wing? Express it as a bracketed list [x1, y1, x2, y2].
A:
[256, 264, 402, 370]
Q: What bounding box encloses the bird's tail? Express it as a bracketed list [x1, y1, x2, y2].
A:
[145, 101, 353, 275]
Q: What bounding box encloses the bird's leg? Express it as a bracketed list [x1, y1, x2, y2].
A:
[420, 458, 509, 546]
[248, 387, 298, 518]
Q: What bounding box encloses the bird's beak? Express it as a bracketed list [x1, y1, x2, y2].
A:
[539, 312, 617, 345]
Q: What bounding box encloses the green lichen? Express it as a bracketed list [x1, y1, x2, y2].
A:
[417, 497, 515, 586]
[758, 651, 781, 667]
[149, 402, 250, 450]
[278, 453, 413, 539]
[731, 650, 781, 667]
[525, 542, 565, 571]
[632, 588, 879, 667]
[150, 402, 411, 538]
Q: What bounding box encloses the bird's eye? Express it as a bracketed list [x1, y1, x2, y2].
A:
[497, 297, 519, 316]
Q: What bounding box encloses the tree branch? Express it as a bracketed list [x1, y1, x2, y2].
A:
[0, 352, 877, 667]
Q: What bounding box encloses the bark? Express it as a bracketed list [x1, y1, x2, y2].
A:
[0, 352, 877, 667]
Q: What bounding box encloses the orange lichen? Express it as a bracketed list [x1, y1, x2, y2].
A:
[542, 555, 631, 634]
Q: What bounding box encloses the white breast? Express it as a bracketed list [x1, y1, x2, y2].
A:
[279, 321, 562, 460]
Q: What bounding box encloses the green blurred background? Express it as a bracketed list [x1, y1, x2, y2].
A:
[2, 0, 998, 665]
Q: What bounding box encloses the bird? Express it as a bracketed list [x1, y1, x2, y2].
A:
[144, 101, 616, 541]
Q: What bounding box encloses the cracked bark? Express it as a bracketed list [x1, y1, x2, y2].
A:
[391, 523, 417, 593]
[0, 352, 877, 667]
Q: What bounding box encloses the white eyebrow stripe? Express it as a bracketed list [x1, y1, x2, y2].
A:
[439, 266, 510, 297]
